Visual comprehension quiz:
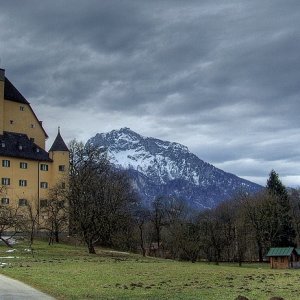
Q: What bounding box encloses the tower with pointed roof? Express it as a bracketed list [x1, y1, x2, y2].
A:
[0, 68, 69, 222]
[49, 128, 69, 189]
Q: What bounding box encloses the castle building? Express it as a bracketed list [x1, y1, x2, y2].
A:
[0, 68, 69, 218]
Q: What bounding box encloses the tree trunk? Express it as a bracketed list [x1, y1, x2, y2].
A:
[257, 241, 263, 262]
[55, 230, 59, 243]
[215, 249, 220, 265]
[0, 236, 13, 248]
[48, 232, 53, 245]
[29, 222, 35, 247]
[139, 225, 146, 256]
[87, 240, 96, 254]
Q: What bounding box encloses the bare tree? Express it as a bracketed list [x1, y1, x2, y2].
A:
[198, 209, 225, 265]
[178, 222, 202, 262]
[240, 192, 267, 262]
[0, 207, 24, 247]
[40, 183, 69, 245]
[150, 196, 167, 249]
[23, 201, 39, 248]
[234, 216, 248, 266]
[68, 140, 137, 254]
[0, 186, 24, 247]
[214, 200, 236, 262]
[240, 190, 284, 261]
[162, 197, 190, 259]
[133, 207, 150, 256]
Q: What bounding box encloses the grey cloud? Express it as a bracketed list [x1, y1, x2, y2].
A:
[1, 0, 300, 185]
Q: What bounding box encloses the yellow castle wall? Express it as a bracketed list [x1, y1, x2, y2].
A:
[49, 150, 69, 187]
[3, 100, 46, 149]
[0, 156, 54, 210]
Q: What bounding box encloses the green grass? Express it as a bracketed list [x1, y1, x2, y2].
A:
[0, 240, 299, 299]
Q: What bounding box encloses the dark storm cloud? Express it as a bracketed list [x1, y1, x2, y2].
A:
[1, 0, 300, 185]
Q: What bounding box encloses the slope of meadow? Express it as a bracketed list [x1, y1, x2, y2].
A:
[0, 240, 298, 300]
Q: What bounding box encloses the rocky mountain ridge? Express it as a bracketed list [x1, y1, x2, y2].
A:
[87, 127, 262, 209]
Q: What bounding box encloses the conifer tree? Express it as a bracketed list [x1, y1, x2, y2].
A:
[266, 170, 295, 247]
[267, 170, 288, 201]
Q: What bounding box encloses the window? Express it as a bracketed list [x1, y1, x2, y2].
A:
[20, 106, 24, 111]
[10, 120, 14, 124]
[2, 160, 10, 167]
[19, 199, 27, 206]
[59, 165, 65, 172]
[40, 182, 48, 189]
[40, 199, 48, 208]
[1, 198, 9, 205]
[20, 162, 28, 169]
[40, 164, 48, 171]
[19, 180, 27, 187]
[281, 257, 285, 263]
[61, 182, 66, 189]
[1, 178, 10, 185]
[30, 138, 35, 143]
[31, 124, 35, 128]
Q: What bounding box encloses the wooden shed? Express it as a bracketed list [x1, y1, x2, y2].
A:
[266, 247, 300, 269]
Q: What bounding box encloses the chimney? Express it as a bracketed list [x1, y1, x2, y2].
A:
[0, 68, 4, 82]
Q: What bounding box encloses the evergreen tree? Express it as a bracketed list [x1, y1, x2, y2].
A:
[267, 170, 288, 201]
[266, 170, 295, 247]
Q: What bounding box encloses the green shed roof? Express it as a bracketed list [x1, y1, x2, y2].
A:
[266, 247, 295, 257]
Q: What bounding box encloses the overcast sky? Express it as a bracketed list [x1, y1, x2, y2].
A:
[1, 1, 300, 187]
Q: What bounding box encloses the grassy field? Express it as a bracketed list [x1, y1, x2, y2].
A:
[0, 240, 299, 300]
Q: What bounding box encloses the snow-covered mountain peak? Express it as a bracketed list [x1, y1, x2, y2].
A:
[91, 128, 190, 155]
[87, 128, 262, 209]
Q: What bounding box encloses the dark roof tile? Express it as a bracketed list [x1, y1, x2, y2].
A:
[49, 131, 69, 152]
[4, 77, 29, 104]
[0, 131, 52, 162]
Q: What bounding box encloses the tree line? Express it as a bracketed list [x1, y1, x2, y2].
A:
[1, 140, 299, 266]
[134, 170, 299, 265]
[66, 141, 300, 264]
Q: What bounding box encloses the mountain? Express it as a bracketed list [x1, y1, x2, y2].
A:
[87, 128, 262, 209]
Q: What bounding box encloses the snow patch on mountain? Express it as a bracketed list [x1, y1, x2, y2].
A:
[87, 127, 262, 209]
